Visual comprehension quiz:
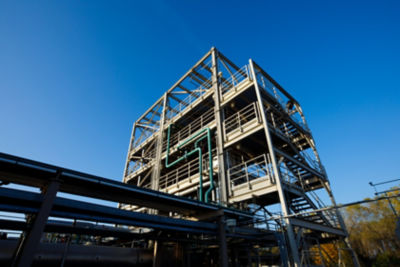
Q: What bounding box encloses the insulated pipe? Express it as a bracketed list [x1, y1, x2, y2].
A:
[194, 129, 214, 203]
[0, 240, 152, 267]
[165, 125, 213, 203]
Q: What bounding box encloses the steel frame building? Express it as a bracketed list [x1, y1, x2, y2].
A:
[122, 47, 356, 266]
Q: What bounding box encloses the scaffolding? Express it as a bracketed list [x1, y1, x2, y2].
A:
[122, 47, 356, 266]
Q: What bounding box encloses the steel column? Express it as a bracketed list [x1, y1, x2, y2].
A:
[211, 47, 228, 205]
[322, 181, 360, 267]
[249, 59, 300, 266]
[151, 93, 168, 192]
[123, 122, 137, 180]
[218, 214, 228, 267]
[12, 175, 61, 267]
[119, 122, 137, 211]
[152, 240, 162, 267]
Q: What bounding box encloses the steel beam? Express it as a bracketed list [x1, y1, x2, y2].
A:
[0, 219, 148, 239]
[12, 175, 61, 267]
[273, 148, 325, 180]
[289, 218, 346, 236]
[0, 187, 217, 234]
[123, 122, 137, 181]
[252, 61, 299, 106]
[0, 152, 252, 219]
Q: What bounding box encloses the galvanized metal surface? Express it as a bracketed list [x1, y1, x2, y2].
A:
[121, 47, 354, 266]
[0, 47, 356, 267]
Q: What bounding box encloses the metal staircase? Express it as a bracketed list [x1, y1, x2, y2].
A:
[289, 195, 330, 226]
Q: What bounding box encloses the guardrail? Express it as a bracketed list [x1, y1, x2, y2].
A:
[221, 65, 250, 95]
[162, 108, 215, 152]
[255, 70, 310, 132]
[279, 163, 301, 185]
[159, 149, 217, 191]
[268, 111, 323, 174]
[127, 146, 157, 175]
[166, 81, 212, 121]
[223, 102, 260, 138]
[307, 189, 340, 228]
[228, 154, 274, 190]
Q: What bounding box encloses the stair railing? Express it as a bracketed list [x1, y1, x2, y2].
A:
[303, 184, 340, 228]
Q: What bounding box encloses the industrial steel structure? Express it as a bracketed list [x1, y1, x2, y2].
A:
[0, 48, 359, 267]
[122, 47, 356, 266]
[0, 152, 267, 267]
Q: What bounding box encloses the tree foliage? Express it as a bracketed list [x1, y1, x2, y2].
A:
[343, 188, 400, 266]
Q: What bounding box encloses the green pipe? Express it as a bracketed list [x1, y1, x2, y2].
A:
[165, 125, 213, 203]
[194, 129, 214, 203]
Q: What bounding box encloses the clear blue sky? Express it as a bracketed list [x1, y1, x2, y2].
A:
[0, 0, 399, 204]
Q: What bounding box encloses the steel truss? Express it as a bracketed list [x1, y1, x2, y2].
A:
[123, 47, 358, 266]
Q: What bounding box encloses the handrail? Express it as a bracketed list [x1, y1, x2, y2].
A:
[162, 108, 214, 152]
[128, 109, 215, 177]
[255, 69, 310, 132]
[268, 111, 323, 174]
[228, 153, 273, 189]
[223, 102, 259, 136]
[132, 79, 212, 151]
[166, 80, 212, 121]
[159, 149, 216, 191]
[220, 65, 250, 95]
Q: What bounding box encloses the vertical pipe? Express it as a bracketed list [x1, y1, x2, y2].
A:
[166, 125, 214, 203]
[195, 131, 214, 203]
[249, 59, 300, 266]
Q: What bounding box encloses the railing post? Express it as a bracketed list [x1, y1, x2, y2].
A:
[271, 112, 277, 129]
[176, 169, 179, 186]
[263, 153, 269, 177]
[223, 122, 227, 140]
[188, 161, 191, 180]
[227, 170, 232, 197]
[254, 102, 260, 124]
[245, 162, 251, 189]
[238, 113, 242, 132]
